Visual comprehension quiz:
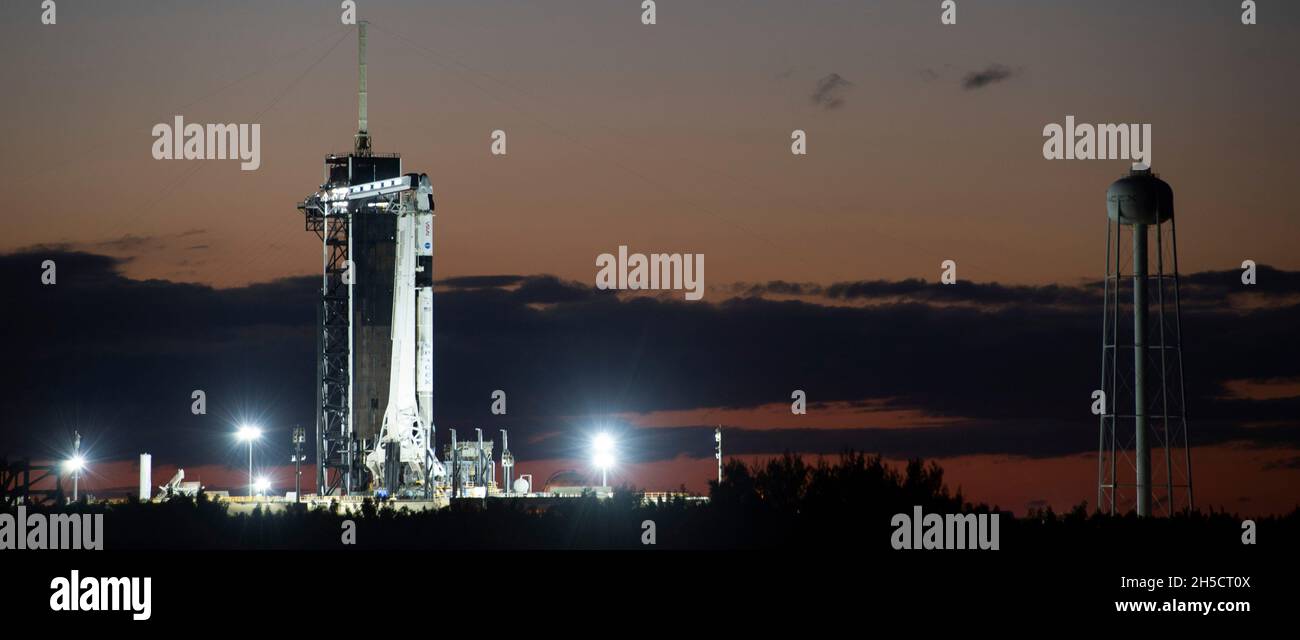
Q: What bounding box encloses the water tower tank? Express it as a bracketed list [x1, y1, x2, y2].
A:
[1107, 167, 1174, 225]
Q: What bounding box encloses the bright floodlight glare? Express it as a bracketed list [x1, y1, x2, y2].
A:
[64, 455, 86, 473]
[592, 432, 616, 470]
[237, 425, 263, 441]
[254, 477, 271, 494]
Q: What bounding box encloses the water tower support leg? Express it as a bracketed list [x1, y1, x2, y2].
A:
[1134, 223, 1151, 517]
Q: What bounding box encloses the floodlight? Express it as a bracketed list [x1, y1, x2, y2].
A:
[64, 455, 86, 473]
[591, 432, 616, 487]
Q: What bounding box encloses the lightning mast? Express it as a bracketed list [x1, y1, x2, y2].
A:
[355, 21, 371, 156]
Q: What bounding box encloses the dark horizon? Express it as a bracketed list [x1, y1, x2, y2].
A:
[5, 246, 1299, 514]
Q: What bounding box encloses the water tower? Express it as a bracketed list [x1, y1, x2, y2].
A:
[1097, 166, 1193, 516]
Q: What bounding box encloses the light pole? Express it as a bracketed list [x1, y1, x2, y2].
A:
[592, 432, 614, 488]
[715, 425, 722, 485]
[237, 425, 262, 497]
[291, 427, 305, 502]
[66, 431, 85, 502]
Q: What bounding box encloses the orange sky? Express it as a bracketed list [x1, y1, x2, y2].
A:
[2, 1, 1298, 290]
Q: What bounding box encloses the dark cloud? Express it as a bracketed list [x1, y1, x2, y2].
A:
[728, 280, 823, 297]
[824, 278, 1097, 307]
[89, 229, 209, 254]
[3, 249, 1298, 472]
[512, 275, 595, 305]
[962, 64, 1017, 90]
[811, 73, 852, 109]
[439, 274, 527, 289]
[94, 234, 163, 252]
[736, 266, 1300, 312]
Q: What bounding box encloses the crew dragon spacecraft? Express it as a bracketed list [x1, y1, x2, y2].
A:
[297, 23, 442, 496]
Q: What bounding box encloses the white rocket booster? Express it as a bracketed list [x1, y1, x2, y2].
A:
[417, 212, 434, 430]
[363, 175, 443, 490]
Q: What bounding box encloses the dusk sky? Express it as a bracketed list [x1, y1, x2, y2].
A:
[2, 1, 1298, 515]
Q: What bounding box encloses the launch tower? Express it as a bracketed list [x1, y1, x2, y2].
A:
[297, 23, 437, 495]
